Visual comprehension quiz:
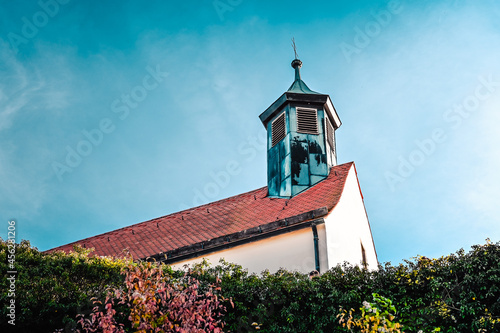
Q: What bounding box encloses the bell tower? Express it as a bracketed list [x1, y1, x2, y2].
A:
[259, 57, 341, 197]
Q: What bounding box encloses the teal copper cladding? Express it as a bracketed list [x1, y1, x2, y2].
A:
[259, 58, 342, 198]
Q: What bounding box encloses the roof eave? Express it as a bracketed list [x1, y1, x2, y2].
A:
[325, 96, 342, 129]
[149, 207, 329, 264]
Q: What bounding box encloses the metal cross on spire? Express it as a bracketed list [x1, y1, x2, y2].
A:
[290, 38, 303, 78]
[291, 37, 299, 60]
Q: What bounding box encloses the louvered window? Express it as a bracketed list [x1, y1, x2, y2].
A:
[296, 108, 318, 134]
[326, 117, 334, 148]
[271, 112, 286, 147]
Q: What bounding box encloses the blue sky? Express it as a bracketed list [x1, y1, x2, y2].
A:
[1, 0, 499, 265]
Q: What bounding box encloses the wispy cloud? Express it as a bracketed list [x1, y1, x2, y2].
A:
[0, 40, 77, 232]
[0, 40, 46, 131]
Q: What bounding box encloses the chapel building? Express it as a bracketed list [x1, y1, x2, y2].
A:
[49, 57, 378, 273]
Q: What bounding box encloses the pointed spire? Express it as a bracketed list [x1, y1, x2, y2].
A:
[287, 58, 319, 94]
[287, 38, 319, 94]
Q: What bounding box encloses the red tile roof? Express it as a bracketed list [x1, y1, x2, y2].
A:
[48, 162, 354, 260]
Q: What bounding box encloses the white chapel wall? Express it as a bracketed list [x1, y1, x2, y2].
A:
[171, 226, 328, 274]
[324, 165, 378, 270]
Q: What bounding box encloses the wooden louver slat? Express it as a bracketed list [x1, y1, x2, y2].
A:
[297, 108, 318, 134]
[326, 117, 334, 148]
[271, 112, 286, 147]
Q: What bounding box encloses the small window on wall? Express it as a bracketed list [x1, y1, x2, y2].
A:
[296, 108, 318, 134]
[361, 242, 368, 269]
[325, 116, 335, 148]
[271, 112, 286, 147]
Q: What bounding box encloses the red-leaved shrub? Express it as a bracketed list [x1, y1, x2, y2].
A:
[77, 261, 226, 333]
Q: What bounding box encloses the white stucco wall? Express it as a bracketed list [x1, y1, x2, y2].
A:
[324, 164, 378, 270]
[171, 225, 328, 274]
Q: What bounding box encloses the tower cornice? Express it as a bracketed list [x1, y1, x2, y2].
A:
[259, 92, 341, 130]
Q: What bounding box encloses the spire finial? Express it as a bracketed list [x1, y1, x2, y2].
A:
[290, 38, 302, 80]
[291, 37, 299, 60]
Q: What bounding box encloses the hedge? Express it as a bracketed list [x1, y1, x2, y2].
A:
[1, 239, 499, 332]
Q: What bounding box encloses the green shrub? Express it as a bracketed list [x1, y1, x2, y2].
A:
[0, 240, 127, 332]
[338, 293, 404, 332]
[1, 239, 499, 332]
[194, 240, 500, 332]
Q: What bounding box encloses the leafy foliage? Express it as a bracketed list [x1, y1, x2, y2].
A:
[1, 239, 500, 332]
[194, 240, 500, 332]
[0, 240, 127, 332]
[77, 261, 227, 333]
[338, 293, 404, 332]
